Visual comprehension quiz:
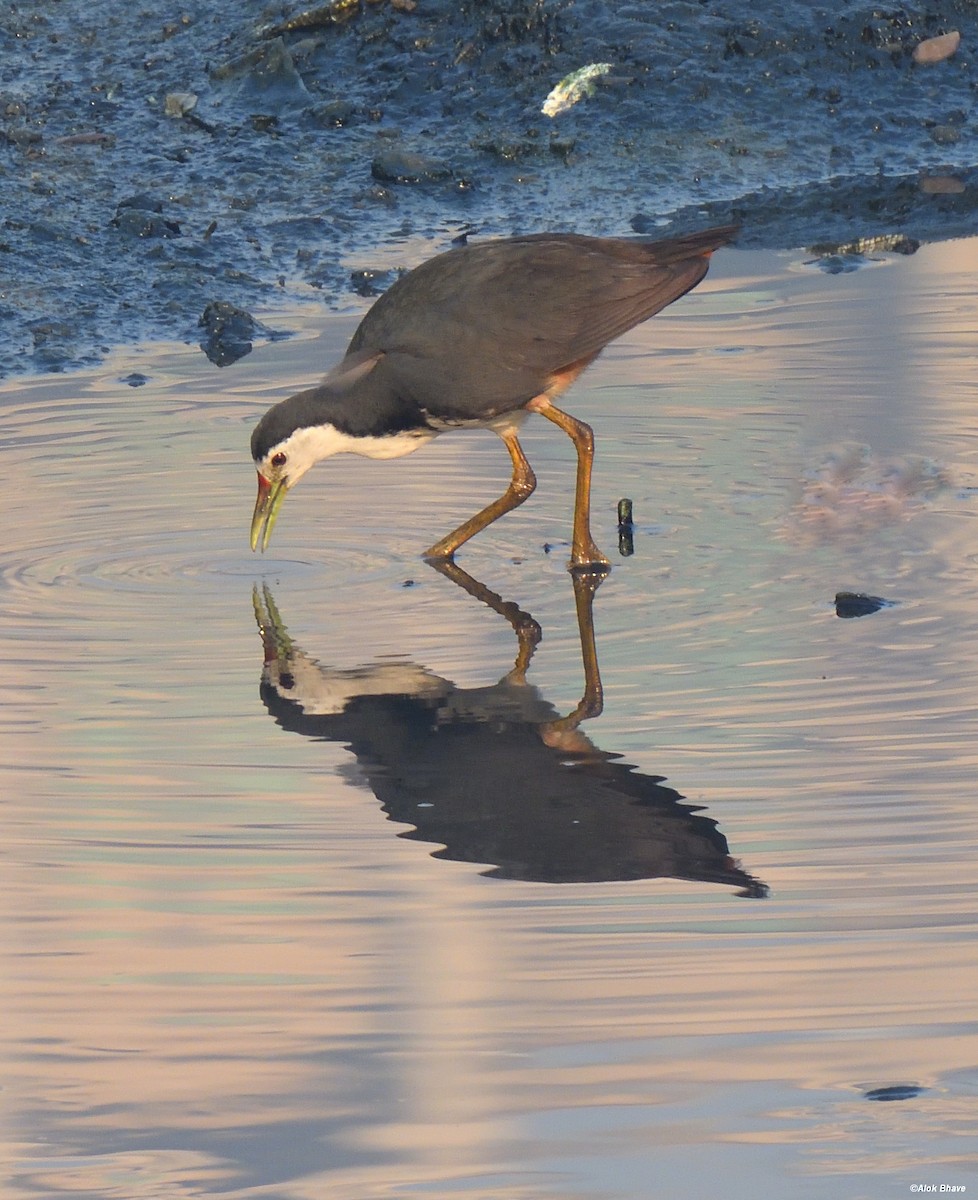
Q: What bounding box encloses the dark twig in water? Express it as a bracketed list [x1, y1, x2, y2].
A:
[617, 497, 634, 558]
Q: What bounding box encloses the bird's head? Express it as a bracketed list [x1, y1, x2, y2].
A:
[249, 350, 418, 551]
[250, 396, 343, 552]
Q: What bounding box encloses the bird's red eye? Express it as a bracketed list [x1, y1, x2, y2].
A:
[271, 452, 287, 467]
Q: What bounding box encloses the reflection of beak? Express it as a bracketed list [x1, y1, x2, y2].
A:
[250, 473, 289, 552]
[252, 583, 294, 664]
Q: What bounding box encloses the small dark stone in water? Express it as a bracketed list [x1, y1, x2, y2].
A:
[929, 123, 960, 145]
[6, 125, 42, 149]
[363, 184, 397, 207]
[112, 200, 181, 239]
[402, 579, 416, 588]
[835, 591, 896, 618]
[307, 99, 355, 127]
[473, 135, 539, 161]
[199, 301, 259, 337]
[864, 1084, 925, 1101]
[371, 148, 452, 184]
[116, 194, 164, 214]
[121, 372, 149, 387]
[198, 301, 283, 367]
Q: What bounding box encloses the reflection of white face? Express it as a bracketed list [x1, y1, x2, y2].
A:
[255, 423, 432, 488]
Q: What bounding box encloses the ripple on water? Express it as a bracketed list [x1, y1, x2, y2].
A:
[0, 528, 401, 604]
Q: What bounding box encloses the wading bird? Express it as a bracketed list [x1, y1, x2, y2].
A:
[250, 225, 736, 571]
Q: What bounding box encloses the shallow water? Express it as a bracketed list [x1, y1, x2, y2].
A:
[3, 243, 978, 1198]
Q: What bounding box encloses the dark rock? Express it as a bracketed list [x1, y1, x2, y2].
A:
[473, 135, 541, 161]
[210, 37, 310, 111]
[116, 194, 164, 214]
[3, 124, 43, 148]
[834, 592, 896, 618]
[548, 137, 576, 160]
[864, 1085, 925, 1101]
[371, 148, 452, 183]
[306, 99, 355, 127]
[929, 124, 960, 146]
[112, 196, 182, 239]
[197, 301, 285, 367]
[198, 301, 261, 366]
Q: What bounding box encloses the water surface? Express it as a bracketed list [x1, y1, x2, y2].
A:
[2, 244, 978, 1198]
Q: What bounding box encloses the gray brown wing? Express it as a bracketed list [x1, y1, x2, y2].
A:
[344, 230, 730, 419]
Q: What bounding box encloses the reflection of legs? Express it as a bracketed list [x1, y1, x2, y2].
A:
[571, 569, 605, 721]
[428, 554, 606, 749]
[526, 395, 610, 572]
[539, 569, 606, 750]
[424, 427, 536, 561]
[426, 557, 542, 680]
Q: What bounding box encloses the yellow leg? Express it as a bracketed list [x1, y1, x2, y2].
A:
[526, 395, 610, 572]
[424, 427, 536, 560]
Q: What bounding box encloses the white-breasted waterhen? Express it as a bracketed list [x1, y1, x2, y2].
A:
[250, 224, 737, 570]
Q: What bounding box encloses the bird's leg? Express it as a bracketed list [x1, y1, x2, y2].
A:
[526, 395, 610, 573]
[423, 427, 536, 561]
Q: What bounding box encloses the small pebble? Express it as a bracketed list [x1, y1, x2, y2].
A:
[164, 92, 198, 117]
[864, 1084, 925, 1101]
[929, 124, 960, 146]
[835, 592, 896, 619]
[912, 30, 960, 64]
[371, 148, 451, 184]
[919, 174, 965, 195]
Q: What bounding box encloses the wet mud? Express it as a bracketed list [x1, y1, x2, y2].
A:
[4, 0, 978, 375]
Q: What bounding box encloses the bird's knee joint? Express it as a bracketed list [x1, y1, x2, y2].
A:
[572, 428, 594, 457]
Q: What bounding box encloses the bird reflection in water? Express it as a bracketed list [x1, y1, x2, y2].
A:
[253, 566, 767, 897]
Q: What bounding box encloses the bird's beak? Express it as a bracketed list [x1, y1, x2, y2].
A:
[250, 472, 289, 552]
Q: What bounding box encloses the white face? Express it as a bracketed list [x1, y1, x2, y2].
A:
[255, 423, 432, 486]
